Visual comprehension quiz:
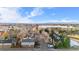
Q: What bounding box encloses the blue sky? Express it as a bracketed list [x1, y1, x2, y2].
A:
[0, 7, 79, 23]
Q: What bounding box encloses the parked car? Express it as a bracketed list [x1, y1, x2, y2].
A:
[48, 43, 54, 48]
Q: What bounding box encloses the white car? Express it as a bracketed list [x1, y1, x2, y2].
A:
[48, 44, 54, 48]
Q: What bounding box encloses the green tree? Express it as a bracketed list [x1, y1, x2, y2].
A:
[63, 36, 70, 48]
[44, 28, 49, 33]
[2, 32, 9, 40]
[59, 34, 70, 48]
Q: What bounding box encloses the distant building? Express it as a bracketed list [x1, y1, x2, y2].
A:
[0, 31, 4, 36]
[0, 40, 3, 48]
[0, 40, 12, 48]
[21, 38, 35, 48]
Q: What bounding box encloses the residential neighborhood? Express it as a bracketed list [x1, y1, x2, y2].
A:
[0, 7, 79, 50]
[0, 23, 79, 50]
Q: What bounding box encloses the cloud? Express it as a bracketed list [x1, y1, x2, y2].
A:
[0, 8, 16, 19]
[0, 7, 44, 23]
[0, 7, 21, 23]
[35, 19, 79, 24]
[0, 7, 33, 23]
[27, 7, 43, 18]
[47, 17, 79, 24]
[0, 7, 78, 24]
[18, 7, 44, 23]
[59, 18, 79, 23]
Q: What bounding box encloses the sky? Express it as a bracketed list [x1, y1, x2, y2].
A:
[0, 7, 79, 23]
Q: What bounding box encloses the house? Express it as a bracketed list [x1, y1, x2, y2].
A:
[2, 40, 12, 48]
[9, 38, 16, 46]
[0, 40, 3, 48]
[0, 31, 4, 36]
[21, 38, 35, 48]
[0, 30, 5, 39]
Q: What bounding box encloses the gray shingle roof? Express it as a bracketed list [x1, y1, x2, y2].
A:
[0, 40, 12, 43]
[0, 40, 2, 43]
[22, 38, 34, 42]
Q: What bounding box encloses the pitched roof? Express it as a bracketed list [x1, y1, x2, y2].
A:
[0, 40, 12, 43]
[22, 38, 34, 42]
